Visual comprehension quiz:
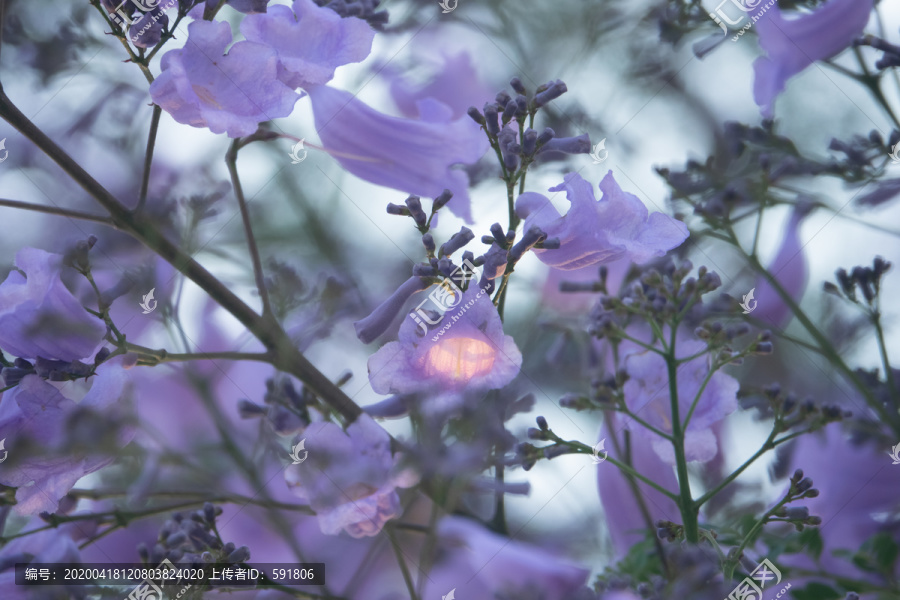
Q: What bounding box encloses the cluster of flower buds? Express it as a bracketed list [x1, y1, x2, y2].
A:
[314, 0, 388, 28]
[386, 190, 454, 234]
[588, 260, 722, 340]
[238, 377, 312, 436]
[825, 257, 892, 307]
[855, 34, 900, 69]
[771, 469, 822, 531]
[138, 503, 247, 565]
[0, 347, 112, 387]
[467, 77, 590, 173]
[657, 122, 827, 219]
[694, 323, 773, 363]
[741, 383, 851, 431]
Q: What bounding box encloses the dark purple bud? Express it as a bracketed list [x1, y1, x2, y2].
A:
[522, 128, 538, 155]
[539, 134, 591, 155]
[440, 227, 475, 257]
[467, 106, 485, 125]
[510, 226, 546, 262]
[527, 427, 544, 440]
[536, 127, 555, 146]
[422, 233, 435, 253]
[498, 126, 518, 152]
[503, 150, 519, 172]
[792, 468, 804, 482]
[412, 263, 437, 277]
[404, 195, 427, 227]
[536, 416, 548, 430]
[353, 277, 430, 344]
[796, 477, 814, 492]
[543, 445, 569, 459]
[533, 80, 567, 107]
[538, 237, 560, 250]
[237, 399, 266, 419]
[483, 103, 501, 136]
[432, 189, 453, 211]
[386, 203, 410, 216]
[495, 91, 511, 107]
[510, 77, 527, 95]
[783, 506, 809, 520]
[203, 502, 217, 523]
[501, 101, 517, 124]
[490, 223, 506, 245]
[481, 235, 495, 244]
[514, 95, 528, 117]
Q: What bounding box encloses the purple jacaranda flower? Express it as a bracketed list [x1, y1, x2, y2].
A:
[0, 362, 133, 515]
[367, 286, 521, 395]
[516, 172, 689, 270]
[149, 18, 299, 137]
[623, 338, 739, 464]
[241, 0, 374, 90]
[750, 205, 812, 330]
[422, 517, 589, 600]
[354, 276, 429, 344]
[754, 0, 874, 117]
[0, 247, 106, 362]
[0, 520, 85, 600]
[128, 5, 170, 48]
[308, 84, 489, 223]
[597, 416, 679, 558]
[284, 414, 417, 538]
[388, 51, 493, 120]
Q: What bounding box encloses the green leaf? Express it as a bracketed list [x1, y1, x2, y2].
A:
[797, 527, 824, 560]
[791, 582, 842, 600]
[868, 532, 899, 573]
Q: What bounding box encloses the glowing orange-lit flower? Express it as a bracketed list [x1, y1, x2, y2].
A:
[367, 287, 521, 397]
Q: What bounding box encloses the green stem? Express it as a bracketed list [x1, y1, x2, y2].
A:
[135, 105, 161, 215]
[0, 198, 116, 226]
[666, 329, 699, 543]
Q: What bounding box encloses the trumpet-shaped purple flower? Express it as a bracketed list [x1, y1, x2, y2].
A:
[367, 286, 521, 395]
[0, 363, 132, 515]
[751, 206, 811, 329]
[754, 0, 873, 117]
[308, 84, 489, 223]
[284, 414, 416, 538]
[422, 517, 589, 600]
[516, 172, 689, 271]
[241, 0, 374, 90]
[149, 18, 299, 137]
[0, 247, 105, 362]
[623, 339, 738, 464]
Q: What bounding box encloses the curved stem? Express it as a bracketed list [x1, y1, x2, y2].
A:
[135, 105, 161, 215]
[0, 87, 364, 423]
[0, 198, 116, 226]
